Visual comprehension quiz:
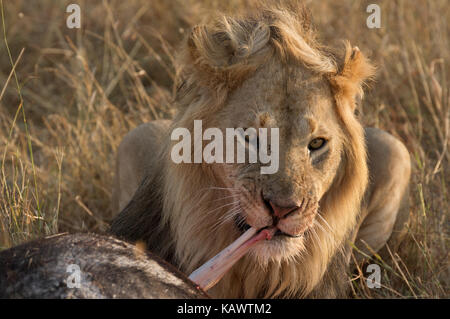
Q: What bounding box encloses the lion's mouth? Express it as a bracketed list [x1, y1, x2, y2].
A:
[273, 229, 302, 238]
[234, 214, 302, 238]
[188, 208, 308, 292]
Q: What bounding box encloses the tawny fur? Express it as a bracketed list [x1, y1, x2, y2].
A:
[111, 3, 410, 299]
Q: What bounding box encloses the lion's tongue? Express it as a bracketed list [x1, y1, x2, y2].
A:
[188, 227, 276, 291]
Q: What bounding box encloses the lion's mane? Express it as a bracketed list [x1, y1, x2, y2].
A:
[111, 2, 375, 298]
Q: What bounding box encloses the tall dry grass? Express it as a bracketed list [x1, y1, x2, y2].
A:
[0, 0, 448, 298]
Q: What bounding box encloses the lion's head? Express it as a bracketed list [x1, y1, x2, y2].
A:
[136, 3, 375, 298]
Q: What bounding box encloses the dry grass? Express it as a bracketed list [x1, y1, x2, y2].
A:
[0, 0, 448, 298]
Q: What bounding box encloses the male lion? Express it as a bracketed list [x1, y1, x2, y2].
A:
[110, 3, 411, 298]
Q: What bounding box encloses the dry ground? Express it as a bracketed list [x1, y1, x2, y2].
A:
[0, 0, 448, 298]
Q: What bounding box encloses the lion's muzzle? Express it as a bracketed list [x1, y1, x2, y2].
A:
[259, 188, 318, 237]
[239, 190, 319, 238]
[275, 197, 318, 236]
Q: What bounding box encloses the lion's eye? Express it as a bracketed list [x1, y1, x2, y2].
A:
[308, 138, 327, 151]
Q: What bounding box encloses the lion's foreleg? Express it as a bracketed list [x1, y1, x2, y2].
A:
[354, 128, 411, 261]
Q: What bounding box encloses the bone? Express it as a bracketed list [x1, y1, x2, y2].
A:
[188, 227, 276, 291]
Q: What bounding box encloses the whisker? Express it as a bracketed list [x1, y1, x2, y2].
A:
[185, 186, 238, 217]
[210, 194, 239, 203]
[202, 200, 240, 217]
[219, 207, 242, 224]
[310, 225, 321, 247]
[316, 212, 333, 233]
[210, 205, 242, 232]
[313, 218, 327, 234]
[208, 186, 238, 191]
[314, 215, 336, 243]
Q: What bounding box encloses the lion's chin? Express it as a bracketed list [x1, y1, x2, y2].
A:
[247, 235, 305, 265]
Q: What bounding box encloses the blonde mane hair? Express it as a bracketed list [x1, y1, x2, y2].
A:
[112, 2, 375, 298]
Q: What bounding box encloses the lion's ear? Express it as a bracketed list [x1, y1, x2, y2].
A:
[329, 42, 376, 111]
[186, 18, 271, 72]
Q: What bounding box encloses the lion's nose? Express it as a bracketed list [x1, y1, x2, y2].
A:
[262, 195, 300, 219]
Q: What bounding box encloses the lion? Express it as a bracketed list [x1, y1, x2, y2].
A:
[110, 3, 411, 298]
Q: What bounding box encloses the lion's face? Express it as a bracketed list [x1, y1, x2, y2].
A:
[208, 61, 344, 262]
